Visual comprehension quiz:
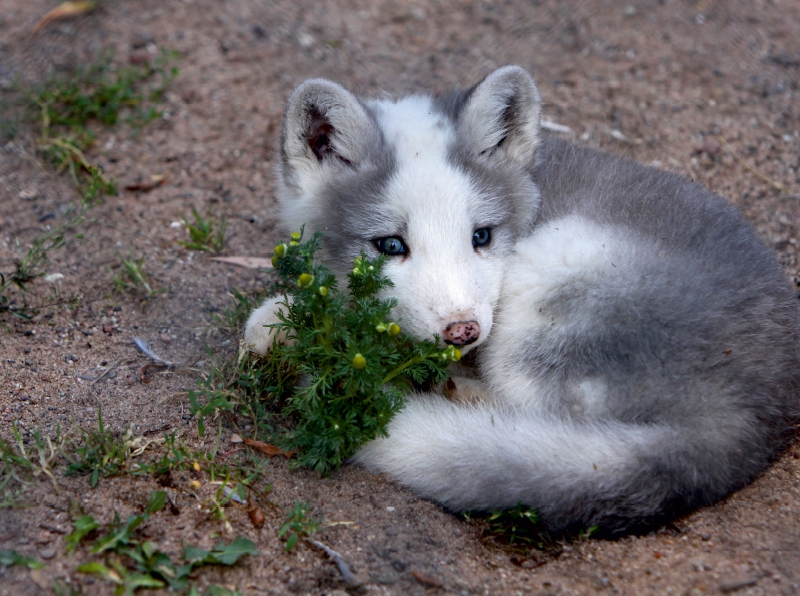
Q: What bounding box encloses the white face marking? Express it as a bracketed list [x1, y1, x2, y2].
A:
[368, 97, 504, 349]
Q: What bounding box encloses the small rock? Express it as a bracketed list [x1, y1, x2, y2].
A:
[39, 548, 56, 560]
[160, 333, 172, 344]
[44, 273, 64, 283]
[375, 573, 399, 585]
[18, 188, 37, 200]
[297, 32, 315, 48]
[230, 433, 243, 443]
[108, 370, 117, 379]
[35, 531, 52, 544]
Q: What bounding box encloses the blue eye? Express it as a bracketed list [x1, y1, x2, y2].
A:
[375, 236, 407, 256]
[472, 228, 491, 248]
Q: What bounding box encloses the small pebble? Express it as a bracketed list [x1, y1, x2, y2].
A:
[108, 371, 117, 379]
[160, 333, 172, 344]
[39, 549, 56, 560]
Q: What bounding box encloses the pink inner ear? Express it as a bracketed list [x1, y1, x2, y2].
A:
[306, 109, 336, 162]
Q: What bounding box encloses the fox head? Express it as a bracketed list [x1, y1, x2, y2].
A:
[276, 66, 542, 353]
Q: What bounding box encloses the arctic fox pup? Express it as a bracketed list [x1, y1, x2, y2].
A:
[244, 66, 800, 533]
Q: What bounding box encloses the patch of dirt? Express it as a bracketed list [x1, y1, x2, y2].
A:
[1, 1, 799, 594]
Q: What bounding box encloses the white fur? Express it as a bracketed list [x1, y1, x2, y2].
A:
[367, 97, 502, 349]
[483, 216, 636, 408]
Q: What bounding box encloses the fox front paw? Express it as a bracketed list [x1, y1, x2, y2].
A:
[242, 296, 287, 356]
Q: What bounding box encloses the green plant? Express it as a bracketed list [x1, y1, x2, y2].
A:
[30, 48, 177, 197]
[0, 423, 63, 491]
[266, 231, 457, 472]
[0, 549, 45, 569]
[1, 199, 94, 317]
[484, 503, 541, 544]
[111, 254, 162, 298]
[279, 500, 320, 551]
[189, 232, 457, 474]
[75, 491, 256, 595]
[179, 208, 227, 252]
[63, 408, 137, 487]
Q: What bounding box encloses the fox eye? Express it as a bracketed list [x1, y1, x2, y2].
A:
[375, 236, 407, 256]
[472, 228, 491, 248]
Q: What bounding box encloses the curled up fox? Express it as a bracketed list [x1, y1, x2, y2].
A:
[244, 66, 800, 534]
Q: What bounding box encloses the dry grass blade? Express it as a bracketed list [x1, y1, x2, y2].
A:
[718, 135, 786, 192]
[211, 256, 273, 269]
[31, 1, 97, 36]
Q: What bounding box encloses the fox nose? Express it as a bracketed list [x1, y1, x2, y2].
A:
[443, 321, 481, 345]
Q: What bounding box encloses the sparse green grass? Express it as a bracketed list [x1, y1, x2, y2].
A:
[1, 198, 95, 318]
[1, 49, 179, 318]
[31, 48, 178, 197]
[63, 409, 137, 487]
[111, 254, 163, 299]
[279, 500, 320, 551]
[0, 549, 45, 569]
[74, 490, 256, 595]
[179, 208, 227, 253]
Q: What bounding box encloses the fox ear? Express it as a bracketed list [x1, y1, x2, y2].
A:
[457, 66, 542, 166]
[280, 79, 380, 185]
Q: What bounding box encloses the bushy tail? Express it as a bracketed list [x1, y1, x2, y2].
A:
[352, 394, 765, 533]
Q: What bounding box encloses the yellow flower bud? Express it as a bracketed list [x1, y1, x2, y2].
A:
[291, 231, 301, 241]
[274, 243, 286, 258]
[271, 256, 279, 268]
[318, 285, 328, 296]
[388, 323, 401, 337]
[352, 353, 366, 369]
[375, 323, 386, 333]
[297, 273, 314, 287]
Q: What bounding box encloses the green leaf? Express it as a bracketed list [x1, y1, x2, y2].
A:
[144, 490, 166, 515]
[0, 550, 44, 569]
[90, 468, 99, 487]
[66, 515, 100, 552]
[182, 545, 210, 565]
[284, 533, 298, 552]
[208, 586, 242, 596]
[78, 561, 121, 583]
[210, 537, 257, 565]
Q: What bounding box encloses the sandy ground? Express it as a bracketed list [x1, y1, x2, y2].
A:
[1, 0, 799, 594]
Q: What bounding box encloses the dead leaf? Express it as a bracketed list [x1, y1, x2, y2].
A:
[125, 175, 166, 192]
[211, 256, 273, 269]
[248, 507, 266, 529]
[29, 569, 51, 590]
[32, 1, 96, 36]
[242, 438, 295, 457]
[412, 570, 444, 589]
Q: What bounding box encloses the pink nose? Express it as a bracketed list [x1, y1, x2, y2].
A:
[443, 321, 481, 345]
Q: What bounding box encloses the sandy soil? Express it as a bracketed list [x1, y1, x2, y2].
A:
[1, 0, 799, 594]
